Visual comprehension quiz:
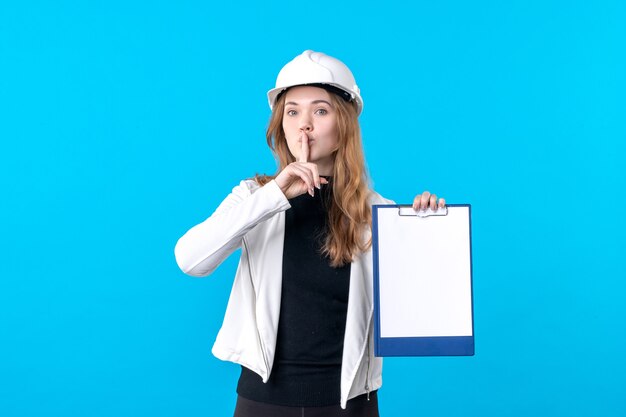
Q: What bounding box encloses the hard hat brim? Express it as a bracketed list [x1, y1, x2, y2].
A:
[267, 83, 363, 116]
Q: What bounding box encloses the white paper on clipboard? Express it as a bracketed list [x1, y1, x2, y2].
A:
[373, 204, 474, 356]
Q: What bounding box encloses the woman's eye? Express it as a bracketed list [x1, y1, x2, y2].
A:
[286, 110, 297, 116]
[315, 108, 328, 115]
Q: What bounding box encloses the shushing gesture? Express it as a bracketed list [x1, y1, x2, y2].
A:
[275, 131, 446, 210]
[275, 131, 329, 199]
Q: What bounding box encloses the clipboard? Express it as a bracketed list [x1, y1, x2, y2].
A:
[372, 204, 474, 356]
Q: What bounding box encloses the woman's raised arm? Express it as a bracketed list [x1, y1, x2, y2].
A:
[174, 179, 291, 277]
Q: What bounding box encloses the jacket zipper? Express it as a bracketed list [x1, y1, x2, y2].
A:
[242, 238, 270, 378]
[365, 323, 371, 401]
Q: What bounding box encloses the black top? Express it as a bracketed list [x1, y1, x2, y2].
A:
[237, 178, 351, 406]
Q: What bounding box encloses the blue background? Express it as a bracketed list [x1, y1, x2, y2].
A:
[1, 1, 625, 416]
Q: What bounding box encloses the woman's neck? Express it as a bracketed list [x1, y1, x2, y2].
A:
[313, 156, 334, 176]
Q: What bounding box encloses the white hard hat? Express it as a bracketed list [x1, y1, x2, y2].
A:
[267, 50, 363, 116]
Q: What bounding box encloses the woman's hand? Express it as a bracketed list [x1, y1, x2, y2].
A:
[275, 131, 329, 199]
[413, 191, 446, 211]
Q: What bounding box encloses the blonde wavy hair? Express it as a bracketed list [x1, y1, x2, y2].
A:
[254, 90, 372, 267]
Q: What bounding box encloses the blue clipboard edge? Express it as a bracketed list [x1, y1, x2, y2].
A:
[372, 204, 475, 357]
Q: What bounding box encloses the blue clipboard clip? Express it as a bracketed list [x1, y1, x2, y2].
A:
[397, 206, 449, 218]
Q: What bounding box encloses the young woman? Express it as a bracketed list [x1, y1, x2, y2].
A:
[174, 50, 446, 417]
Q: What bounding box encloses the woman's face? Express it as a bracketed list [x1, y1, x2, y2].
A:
[282, 86, 339, 175]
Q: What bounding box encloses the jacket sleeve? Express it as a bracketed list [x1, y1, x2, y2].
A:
[174, 179, 291, 277]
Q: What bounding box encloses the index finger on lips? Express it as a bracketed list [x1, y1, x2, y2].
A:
[299, 131, 309, 163]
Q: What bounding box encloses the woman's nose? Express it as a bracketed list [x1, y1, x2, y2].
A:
[299, 116, 313, 132]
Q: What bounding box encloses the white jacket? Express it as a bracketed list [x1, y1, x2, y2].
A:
[174, 179, 394, 409]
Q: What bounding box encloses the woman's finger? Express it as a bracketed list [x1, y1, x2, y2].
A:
[413, 193, 427, 210]
[299, 131, 309, 163]
[290, 163, 315, 196]
[411, 191, 445, 211]
[429, 193, 438, 211]
[412, 194, 421, 211]
[420, 191, 431, 211]
[290, 164, 314, 186]
[305, 162, 321, 189]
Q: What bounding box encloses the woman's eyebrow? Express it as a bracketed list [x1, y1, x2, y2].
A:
[285, 100, 332, 106]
